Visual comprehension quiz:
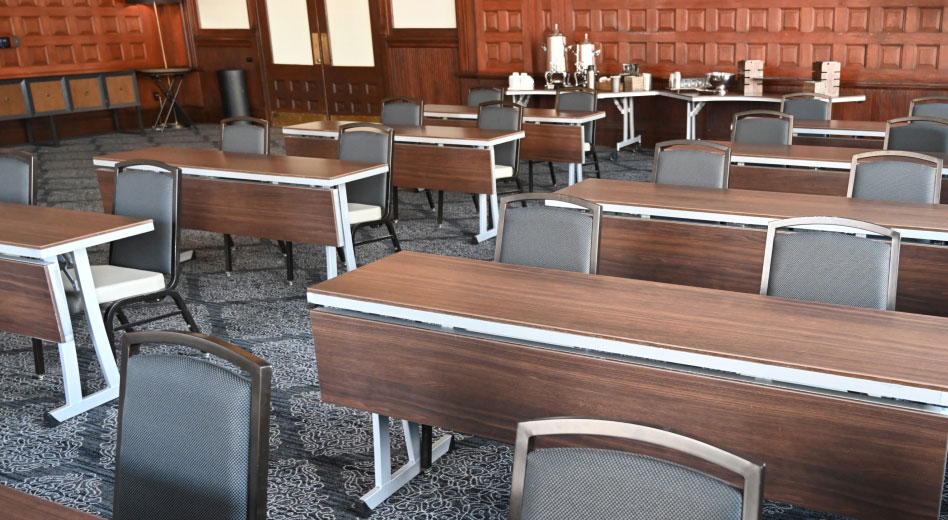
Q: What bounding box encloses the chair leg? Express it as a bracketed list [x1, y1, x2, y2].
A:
[528, 161, 535, 192]
[548, 162, 556, 185]
[425, 189, 435, 209]
[31, 338, 45, 378]
[284, 242, 294, 282]
[169, 291, 200, 333]
[103, 302, 120, 352]
[471, 193, 479, 210]
[437, 191, 444, 226]
[384, 220, 401, 252]
[116, 309, 133, 332]
[223, 234, 234, 273]
[392, 187, 399, 222]
[591, 147, 601, 179]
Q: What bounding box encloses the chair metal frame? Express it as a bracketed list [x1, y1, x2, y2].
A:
[555, 87, 601, 180]
[883, 116, 948, 151]
[218, 117, 288, 280]
[467, 86, 506, 107]
[909, 96, 948, 117]
[509, 417, 765, 520]
[383, 96, 429, 219]
[652, 139, 732, 189]
[847, 150, 943, 204]
[380, 96, 424, 126]
[339, 122, 400, 252]
[731, 110, 795, 145]
[102, 160, 199, 349]
[779, 92, 832, 120]
[219, 116, 270, 154]
[760, 216, 901, 311]
[494, 193, 602, 274]
[116, 330, 272, 520]
[1, 149, 45, 377]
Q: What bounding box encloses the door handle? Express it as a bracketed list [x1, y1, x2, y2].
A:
[311, 33, 322, 65]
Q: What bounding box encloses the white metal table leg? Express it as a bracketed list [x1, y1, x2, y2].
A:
[324, 246, 338, 280]
[358, 414, 453, 512]
[612, 98, 642, 152]
[48, 248, 121, 422]
[686, 101, 705, 140]
[474, 192, 497, 243]
[336, 184, 358, 272]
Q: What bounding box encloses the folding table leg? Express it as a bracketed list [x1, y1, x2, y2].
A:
[355, 414, 452, 517]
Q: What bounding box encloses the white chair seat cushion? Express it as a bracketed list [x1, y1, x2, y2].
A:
[348, 202, 383, 225]
[583, 141, 591, 152]
[62, 265, 165, 305]
[493, 165, 515, 179]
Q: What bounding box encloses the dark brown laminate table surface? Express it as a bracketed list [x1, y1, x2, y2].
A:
[309, 251, 948, 393]
[709, 140, 948, 167]
[424, 104, 606, 123]
[794, 119, 887, 133]
[283, 120, 524, 144]
[93, 146, 386, 184]
[558, 179, 948, 234]
[0, 202, 151, 254]
[0, 485, 102, 519]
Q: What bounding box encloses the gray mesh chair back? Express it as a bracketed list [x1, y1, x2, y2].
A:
[848, 151, 942, 204]
[731, 111, 794, 145]
[653, 140, 731, 189]
[761, 216, 900, 311]
[109, 160, 181, 278]
[510, 417, 764, 520]
[780, 93, 831, 121]
[220, 117, 269, 155]
[884, 116, 948, 154]
[495, 193, 602, 274]
[478, 101, 522, 171]
[0, 149, 35, 205]
[468, 86, 505, 107]
[381, 97, 423, 126]
[337, 123, 394, 215]
[910, 97, 948, 120]
[555, 88, 597, 144]
[114, 330, 271, 520]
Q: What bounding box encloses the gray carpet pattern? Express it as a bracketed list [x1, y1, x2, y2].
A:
[0, 125, 917, 519]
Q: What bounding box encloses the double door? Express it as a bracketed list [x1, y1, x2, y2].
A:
[257, 0, 385, 121]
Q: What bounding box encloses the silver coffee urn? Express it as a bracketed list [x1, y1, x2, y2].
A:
[572, 33, 601, 88]
[541, 24, 571, 89]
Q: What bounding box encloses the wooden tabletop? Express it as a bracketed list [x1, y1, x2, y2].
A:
[558, 179, 948, 236]
[0, 485, 102, 519]
[283, 120, 525, 146]
[424, 104, 606, 124]
[793, 119, 886, 136]
[0, 202, 152, 258]
[93, 147, 387, 187]
[709, 140, 948, 172]
[310, 251, 948, 393]
[663, 91, 867, 104]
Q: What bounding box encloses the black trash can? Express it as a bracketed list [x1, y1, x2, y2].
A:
[217, 69, 251, 119]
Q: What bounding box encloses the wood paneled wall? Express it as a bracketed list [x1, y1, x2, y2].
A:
[456, 0, 948, 144]
[0, 0, 168, 79]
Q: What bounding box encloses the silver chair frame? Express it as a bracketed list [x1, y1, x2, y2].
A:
[509, 417, 764, 520]
[219, 116, 270, 154]
[779, 92, 832, 120]
[883, 116, 948, 150]
[467, 86, 506, 107]
[909, 96, 948, 117]
[652, 139, 732, 189]
[117, 330, 272, 520]
[760, 216, 901, 311]
[494, 193, 602, 274]
[847, 150, 943, 204]
[731, 110, 795, 145]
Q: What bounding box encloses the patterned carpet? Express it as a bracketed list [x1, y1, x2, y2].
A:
[0, 125, 911, 519]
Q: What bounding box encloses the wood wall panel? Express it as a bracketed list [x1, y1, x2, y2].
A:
[459, 0, 948, 145]
[0, 1, 169, 79]
[387, 46, 461, 103]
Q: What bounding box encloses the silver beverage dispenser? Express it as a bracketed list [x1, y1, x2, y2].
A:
[541, 24, 571, 89]
[572, 33, 601, 88]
